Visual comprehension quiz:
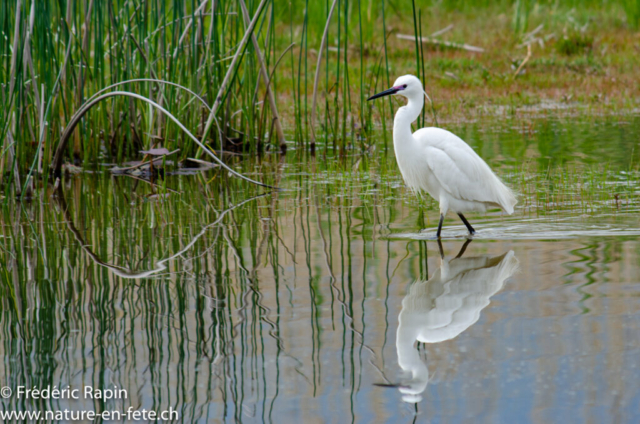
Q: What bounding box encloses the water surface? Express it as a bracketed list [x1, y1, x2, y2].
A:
[1, 115, 640, 423]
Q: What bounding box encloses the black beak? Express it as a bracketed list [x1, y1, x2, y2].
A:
[373, 382, 410, 389]
[367, 86, 400, 101]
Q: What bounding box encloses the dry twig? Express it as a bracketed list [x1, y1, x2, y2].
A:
[514, 44, 532, 77]
[396, 33, 484, 53]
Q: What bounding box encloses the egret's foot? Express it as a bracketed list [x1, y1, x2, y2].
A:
[457, 213, 476, 236]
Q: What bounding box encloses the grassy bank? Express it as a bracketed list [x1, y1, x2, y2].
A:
[1, 0, 639, 194]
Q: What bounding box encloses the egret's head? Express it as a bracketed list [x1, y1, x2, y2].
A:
[367, 75, 423, 101]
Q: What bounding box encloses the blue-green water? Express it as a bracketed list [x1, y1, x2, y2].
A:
[1, 115, 640, 423]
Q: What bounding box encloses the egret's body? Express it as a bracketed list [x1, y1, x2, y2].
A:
[369, 75, 516, 237]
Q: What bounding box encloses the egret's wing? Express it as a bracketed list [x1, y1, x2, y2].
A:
[416, 128, 514, 208]
[423, 144, 498, 203]
[403, 251, 518, 344]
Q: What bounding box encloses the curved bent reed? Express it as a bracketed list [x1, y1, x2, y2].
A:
[50, 91, 275, 189]
[85, 78, 212, 111]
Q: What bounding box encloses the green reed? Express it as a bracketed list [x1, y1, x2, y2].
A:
[2, 0, 421, 192]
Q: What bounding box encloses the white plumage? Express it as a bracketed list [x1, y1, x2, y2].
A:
[395, 246, 519, 403]
[368, 75, 517, 237]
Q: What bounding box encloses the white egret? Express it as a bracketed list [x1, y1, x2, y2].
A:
[368, 75, 517, 238]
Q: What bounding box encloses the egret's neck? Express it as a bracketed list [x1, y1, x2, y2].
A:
[396, 317, 429, 396]
[393, 94, 424, 146]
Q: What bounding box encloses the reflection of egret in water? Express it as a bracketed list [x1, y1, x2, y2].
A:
[396, 241, 519, 403]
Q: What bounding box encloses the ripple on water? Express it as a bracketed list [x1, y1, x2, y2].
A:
[390, 215, 640, 241]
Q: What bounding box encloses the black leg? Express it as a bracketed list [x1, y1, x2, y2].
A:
[436, 214, 444, 239]
[455, 239, 473, 259]
[437, 239, 444, 259]
[457, 213, 476, 235]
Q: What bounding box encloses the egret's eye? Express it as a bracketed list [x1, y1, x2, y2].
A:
[402, 84, 407, 88]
